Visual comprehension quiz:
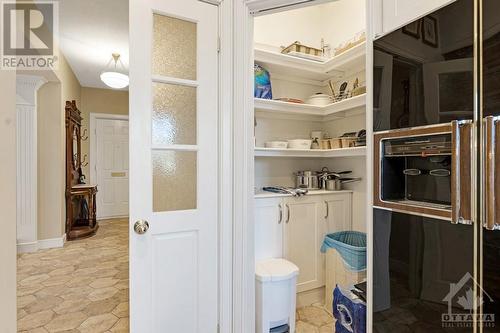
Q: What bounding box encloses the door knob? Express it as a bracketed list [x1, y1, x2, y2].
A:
[134, 220, 149, 234]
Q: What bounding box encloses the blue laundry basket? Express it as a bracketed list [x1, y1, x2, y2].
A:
[321, 231, 366, 272]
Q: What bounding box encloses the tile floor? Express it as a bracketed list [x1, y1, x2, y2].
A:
[18, 217, 333, 333]
[17, 218, 129, 333]
[296, 304, 335, 333]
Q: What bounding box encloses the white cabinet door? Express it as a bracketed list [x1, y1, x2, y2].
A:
[323, 193, 352, 234]
[129, 0, 219, 332]
[283, 196, 325, 292]
[381, 0, 455, 37]
[254, 198, 284, 262]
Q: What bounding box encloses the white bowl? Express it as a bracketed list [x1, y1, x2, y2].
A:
[265, 141, 288, 149]
[287, 139, 312, 150]
[305, 93, 333, 106]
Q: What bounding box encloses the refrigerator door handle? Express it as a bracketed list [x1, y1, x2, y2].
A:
[484, 116, 497, 230]
[451, 120, 461, 224]
[451, 120, 473, 225]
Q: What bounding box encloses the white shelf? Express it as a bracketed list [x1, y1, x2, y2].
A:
[254, 42, 366, 81]
[254, 146, 366, 158]
[255, 93, 366, 118]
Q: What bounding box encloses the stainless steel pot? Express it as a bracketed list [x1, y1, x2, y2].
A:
[326, 179, 342, 191]
[295, 171, 320, 190]
[326, 177, 362, 191]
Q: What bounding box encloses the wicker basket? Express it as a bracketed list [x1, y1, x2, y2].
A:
[341, 137, 357, 148]
[282, 41, 323, 57]
[320, 139, 331, 150]
[329, 138, 342, 149]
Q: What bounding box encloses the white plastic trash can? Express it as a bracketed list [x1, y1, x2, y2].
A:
[255, 258, 299, 333]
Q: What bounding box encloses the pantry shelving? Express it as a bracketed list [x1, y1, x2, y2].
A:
[254, 41, 366, 81]
[254, 93, 366, 117]
[254, 146, 366, 158]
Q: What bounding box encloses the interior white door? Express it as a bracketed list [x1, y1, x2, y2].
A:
[129, 0, 218, 332]
[96, 118, 129, 218]
[423, 58, 474, 124]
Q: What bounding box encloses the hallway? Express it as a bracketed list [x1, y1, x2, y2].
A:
[17, 218, 129, 332]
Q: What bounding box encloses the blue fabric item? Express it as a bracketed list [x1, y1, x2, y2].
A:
[254, 64, 272, 99]
[333, 286, 366, 333]
[321, 231, 366, 271]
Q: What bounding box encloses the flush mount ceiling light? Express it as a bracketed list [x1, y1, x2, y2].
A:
[100, 53, 129, 89]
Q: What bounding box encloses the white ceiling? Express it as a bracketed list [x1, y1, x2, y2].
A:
[59, 0, 129, 90]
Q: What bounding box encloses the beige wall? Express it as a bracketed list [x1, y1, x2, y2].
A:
[37, 53, 81, 240]
[0, 71, 17, 332]
[36, 67, 129, 239]
[80, 87, 129, 176]
[37, 82, 63, 239]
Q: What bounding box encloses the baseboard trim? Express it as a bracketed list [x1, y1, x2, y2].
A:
[17, 234, 66, 253]
[97, 215, 128, 222]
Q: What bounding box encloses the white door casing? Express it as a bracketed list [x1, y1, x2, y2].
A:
[129, 0, 218, 332]
[94, 117, 129, 219]
[373, 49, 393, 131]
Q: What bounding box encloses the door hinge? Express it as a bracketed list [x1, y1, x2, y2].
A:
[217, 36, 221, 53]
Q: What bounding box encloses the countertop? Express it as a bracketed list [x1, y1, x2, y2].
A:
[255, 189, 353, 199]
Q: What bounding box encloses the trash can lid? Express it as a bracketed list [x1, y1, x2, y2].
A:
[256, 258, 299, 282]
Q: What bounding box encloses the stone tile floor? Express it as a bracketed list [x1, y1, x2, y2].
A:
[296, 303, 335, 333]
[17, 218, 129, 333]
[17, 217, 333, 333]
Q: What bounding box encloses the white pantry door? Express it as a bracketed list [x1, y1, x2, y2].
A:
[96, 118, 129, 218]
[129, 0, 218, 332]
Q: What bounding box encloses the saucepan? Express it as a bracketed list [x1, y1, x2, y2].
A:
[325, 177, 362, 191]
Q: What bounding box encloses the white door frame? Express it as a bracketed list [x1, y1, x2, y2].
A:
[230, 1, 356, 332]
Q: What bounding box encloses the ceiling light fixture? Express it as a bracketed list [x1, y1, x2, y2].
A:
[100, 53, 129, 89]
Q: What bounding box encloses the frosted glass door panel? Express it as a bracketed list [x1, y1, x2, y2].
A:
[152, 82, 197, 145]
[153, 150, 197, 212]
[153, 14, 197, 80]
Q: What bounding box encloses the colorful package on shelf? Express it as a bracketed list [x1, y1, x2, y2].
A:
[254, 63, 272, 99]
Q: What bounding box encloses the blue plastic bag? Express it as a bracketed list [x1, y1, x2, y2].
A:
[254, 64, 272, 99]
[333, 286, 366, 333]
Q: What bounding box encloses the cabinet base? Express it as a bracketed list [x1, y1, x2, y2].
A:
[67, 223, 99, 241]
